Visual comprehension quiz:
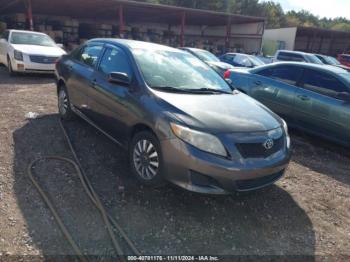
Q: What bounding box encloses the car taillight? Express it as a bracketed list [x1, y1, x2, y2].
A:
[224, 70, 231, 79]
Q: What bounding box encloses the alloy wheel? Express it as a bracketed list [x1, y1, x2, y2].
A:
[58, 89, 69, 116]
[133, 139, 159, 180]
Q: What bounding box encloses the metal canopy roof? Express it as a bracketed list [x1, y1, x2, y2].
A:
[0, 0, 265, 26]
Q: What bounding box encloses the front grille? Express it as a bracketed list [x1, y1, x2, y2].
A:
[29, 55, 58, 64]
[236, 136, 284, 159]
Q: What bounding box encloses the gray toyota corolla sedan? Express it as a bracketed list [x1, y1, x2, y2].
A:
[55, 39, 291, 194]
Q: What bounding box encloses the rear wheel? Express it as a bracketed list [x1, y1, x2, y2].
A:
[129, 131, 166, 187]
[58, 86, 76, 121]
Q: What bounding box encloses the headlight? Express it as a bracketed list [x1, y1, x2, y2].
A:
[14, 50, 23, 61]
[170, 123, 227, 157]
[282, 119, 291, 148]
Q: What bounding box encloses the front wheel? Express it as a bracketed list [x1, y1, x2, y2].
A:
[7, 57, 16, 76]
[129, 131, 166, 187]
[58, 86, 76, 121]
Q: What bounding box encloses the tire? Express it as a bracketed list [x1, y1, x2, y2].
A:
[7, 57, 16, 76]
[129, 131, 166, 188]
[58, 85, 76, 121]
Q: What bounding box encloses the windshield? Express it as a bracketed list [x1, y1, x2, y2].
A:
[10, 32, 56, 47]
[132, 48, 231, 93]
[193, 49, 220, 62]
[248, 56, 265, 66]
[306, 54, 324, 65]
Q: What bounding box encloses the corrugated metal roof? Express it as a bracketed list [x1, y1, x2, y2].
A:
[0, 0, 265, 26]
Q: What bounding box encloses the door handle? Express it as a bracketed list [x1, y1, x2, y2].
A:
[297, 94, 310, 101]
[254, 80, 262, 86]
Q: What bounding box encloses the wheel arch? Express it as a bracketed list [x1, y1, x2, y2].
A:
[129, 123, 158, 145]
[56, 78, 66, 94]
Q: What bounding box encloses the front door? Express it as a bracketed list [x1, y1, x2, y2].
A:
[88, 46, 135, 143]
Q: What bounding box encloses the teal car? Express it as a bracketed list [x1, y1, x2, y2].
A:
[225, 62, 350, 146]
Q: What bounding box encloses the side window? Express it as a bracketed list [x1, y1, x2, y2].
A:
[78, 45, 103, 67]
[270, 66, 302, 85]
[225, 54, 235, 62]
[98, 47, 132, 76]
[302, 70, 348, 98]
[255, 68, 273, 77]
[278, 52, 304, 62]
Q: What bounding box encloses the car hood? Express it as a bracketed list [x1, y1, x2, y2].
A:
[207, 61, 234, 70]
[154, 91, 281, 134]
[11, 44, 66, 56]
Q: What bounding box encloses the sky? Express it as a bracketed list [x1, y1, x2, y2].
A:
[262, 0, 350, 19]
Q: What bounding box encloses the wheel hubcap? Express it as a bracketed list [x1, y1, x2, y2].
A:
[58, 90, 68, 115]
[133, 139, 159, 180]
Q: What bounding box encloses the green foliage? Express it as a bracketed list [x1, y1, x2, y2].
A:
[135, 0, 350, 32]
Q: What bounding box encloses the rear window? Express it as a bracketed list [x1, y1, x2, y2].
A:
[277, 52, 304, 62]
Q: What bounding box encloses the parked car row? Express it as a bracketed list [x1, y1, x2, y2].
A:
[1, 29, 349, 195]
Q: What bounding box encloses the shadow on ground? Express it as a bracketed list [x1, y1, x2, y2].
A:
[0, 66, 54, 85]
[290, 129, 350, 186]
[13, 114, 315, 259]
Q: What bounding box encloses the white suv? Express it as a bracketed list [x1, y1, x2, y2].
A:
[0, 29, 66, 75]
[273, 50, 323, 65]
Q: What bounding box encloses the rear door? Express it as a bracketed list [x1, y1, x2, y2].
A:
[294, 69, 350, 143]
[88, 45, 135, 142]
[251, 65, 302, 122]
[65, 43, 103, 114]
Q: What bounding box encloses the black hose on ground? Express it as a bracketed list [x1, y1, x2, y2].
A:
[27, 119, 140, 262]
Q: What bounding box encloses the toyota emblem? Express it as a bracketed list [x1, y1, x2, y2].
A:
[263, 138, 274, 150]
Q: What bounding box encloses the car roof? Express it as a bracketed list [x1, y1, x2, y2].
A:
[89, 38, 183, 53]
[8, 29, 47, 35]
[276, 50, 310, 55]
[254, 61, 349, 74]
[182, 47, 208, 52]
[225, 52, 249, 56]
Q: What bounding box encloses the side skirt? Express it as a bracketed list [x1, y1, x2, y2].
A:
[71, 106, 128, 151]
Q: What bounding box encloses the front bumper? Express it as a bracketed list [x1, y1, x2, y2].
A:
[161, 132, 291, 194]
[11, 56, 55, 74]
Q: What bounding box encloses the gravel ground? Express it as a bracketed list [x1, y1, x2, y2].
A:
[0, 65, 349, 261]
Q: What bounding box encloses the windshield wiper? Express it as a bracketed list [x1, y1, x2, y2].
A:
[151, 86, 232, 94]
[151, 86, 196, 93]
[186, 88, 232, 94]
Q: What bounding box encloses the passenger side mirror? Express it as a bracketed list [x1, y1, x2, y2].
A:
[108, 72, 131, 86]
[336, 91, 350, 102]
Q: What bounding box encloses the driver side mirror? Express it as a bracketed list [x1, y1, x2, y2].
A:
[336, 91, 350, 102]
[108, 72, 131, 86]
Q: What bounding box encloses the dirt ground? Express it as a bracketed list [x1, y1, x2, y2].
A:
[0, 65, 349, 261]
